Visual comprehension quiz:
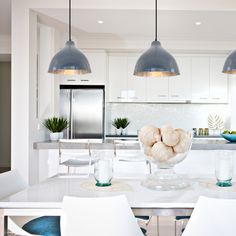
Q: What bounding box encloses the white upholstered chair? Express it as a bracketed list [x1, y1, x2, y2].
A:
[182, 196, 236, 236]
[60, 195, 144, 236]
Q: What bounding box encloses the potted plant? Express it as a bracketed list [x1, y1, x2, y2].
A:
[112, 117, 130, 135]
[43, 117, 69, 141]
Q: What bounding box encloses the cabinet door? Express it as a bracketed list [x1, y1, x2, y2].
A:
[169, 56, 191, 101]
[79, 52, 106, 85]
[108, 55, 128, 102]
[127, 57, 146, 102]
[146, 77, 169, 101]
[210, 57, 228, 103]
[191, 57, 210, 102]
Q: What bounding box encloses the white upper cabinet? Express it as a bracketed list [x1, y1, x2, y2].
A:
[169, 56, 192, 101]
[127, 57, 146, 102]
[108, 55, 128, 102]
[146, 77, 169, 101]
[107, 53, 228, 103]
[209, 57, 228, 103]
[60, 51, 107, 85]
[191, 57, 210, 102]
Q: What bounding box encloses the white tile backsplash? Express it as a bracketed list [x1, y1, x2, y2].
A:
[106, 103, 229, 135]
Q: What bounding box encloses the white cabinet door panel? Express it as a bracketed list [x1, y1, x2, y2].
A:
[80, 52, 106, 85]
[169, 56, 191, 101]
[191, 57, 210, 102]
[210, 57, 228, 103]
[146, 78, 169, 101]
[127, 57, 146, 102]
[108, 56, 128, 102]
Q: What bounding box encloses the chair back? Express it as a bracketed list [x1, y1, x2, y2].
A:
[61, 195, 143, 236]
[0, 169, 27, 199]
[182, 196, 236, 236]
[114, 140, 151, 176]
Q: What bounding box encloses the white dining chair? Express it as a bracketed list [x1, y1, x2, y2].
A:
[182, 196, 236, 236]
[60, 195, 144, 236]
[59, 139, 93, 176]
[114, 140, 152, 177]
[0, 170, 60, 236]
[113, 140, 152, 234]
[0, 170, 32, 235]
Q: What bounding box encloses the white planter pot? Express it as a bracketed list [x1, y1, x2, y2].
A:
[115, 128, 122, 135]
[59, 132, 64, 139]
[50, 132, 60, 141]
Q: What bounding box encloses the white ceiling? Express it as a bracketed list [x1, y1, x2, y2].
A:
[36, 8, 236, 42]
[2, 0, 236, 43]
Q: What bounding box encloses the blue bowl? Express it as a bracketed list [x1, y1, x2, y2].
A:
[221, 133, 236, 142]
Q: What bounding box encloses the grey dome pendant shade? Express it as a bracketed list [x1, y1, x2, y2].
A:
[222, 50, 236, 74]
[48, 0, 91, 75]
[134, 0, 179, 77]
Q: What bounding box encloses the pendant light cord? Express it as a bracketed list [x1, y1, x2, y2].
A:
[69, 0, 71, 41]
[155, 0, 159, 41]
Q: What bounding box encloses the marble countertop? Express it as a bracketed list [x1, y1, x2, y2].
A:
[1, 175, 236, 211]
[33, 138, 236, 150]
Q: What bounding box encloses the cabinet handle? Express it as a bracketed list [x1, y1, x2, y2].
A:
[171, 95, 179, 97]
[117, 96, 126, 99]
[67, 79, 76, 82]
[158, 95, 167, 97]
[80, 79, 89, 82]
[200, 98, 208, 100]
[212, 98, 220, 100]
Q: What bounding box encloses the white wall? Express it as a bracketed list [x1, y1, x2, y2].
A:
[11, 1, 56, 184]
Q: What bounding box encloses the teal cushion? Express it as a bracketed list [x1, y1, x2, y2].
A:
[22, 216, 60, 236]
[175, 216, 190, 220]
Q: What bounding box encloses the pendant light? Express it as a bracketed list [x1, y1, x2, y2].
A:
[134, 0, 179, 77]
[222, 50, 236, 74]
[48, 0, 91, 75]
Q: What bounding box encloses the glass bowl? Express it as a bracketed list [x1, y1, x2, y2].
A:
[141, 143, 192, 191]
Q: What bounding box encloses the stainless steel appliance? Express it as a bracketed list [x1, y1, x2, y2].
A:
[60, 85, 105, 139]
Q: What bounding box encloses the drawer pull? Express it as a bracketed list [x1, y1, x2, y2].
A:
[80, 79, 89, 82]
[67, 79, 76, 82]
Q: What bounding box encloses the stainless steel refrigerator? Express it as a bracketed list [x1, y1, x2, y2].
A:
[60, 85, 105, 139]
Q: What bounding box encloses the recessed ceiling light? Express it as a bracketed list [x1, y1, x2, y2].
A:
[195, 21, 202, 26]
[97, 20, 104, 24]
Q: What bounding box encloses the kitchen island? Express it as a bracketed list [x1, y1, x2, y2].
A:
[33, 137, 236, 184]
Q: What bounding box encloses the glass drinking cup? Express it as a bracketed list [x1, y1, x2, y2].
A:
[93, 150, 114, 187]
[215, 151, 233, 187]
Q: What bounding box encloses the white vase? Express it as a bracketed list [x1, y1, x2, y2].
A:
[50, 132, 60, 141]
[122, 128, 127, 135]
[116, 128, 122, 136]
[59, 132, 64, 139]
